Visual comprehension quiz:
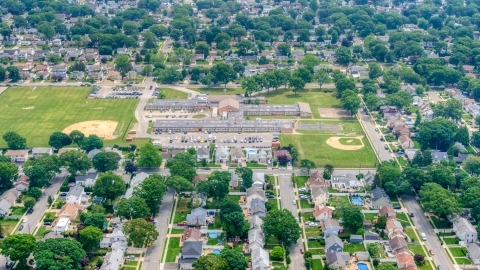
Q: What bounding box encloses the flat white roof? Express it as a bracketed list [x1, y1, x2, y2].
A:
[57, 217, 70, 227]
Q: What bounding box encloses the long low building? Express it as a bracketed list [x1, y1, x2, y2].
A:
[153, 118, 296, 133]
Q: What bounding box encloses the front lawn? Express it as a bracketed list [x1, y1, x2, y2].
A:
[449, 247, 467, 256]
[343, 244, 366, 254]
[407, 244, 426, 256]
[188, 87, 244, 95]
[300, 200, 312, 209]
[405, 228, 417, 242]
[165, 237, 181, 263]
[0, 219, 20, 236]
[312, 259, 323, 270]
[364, 213, 377, 221]
[246, 163, 267, 168]
[11, 207, 27, 216]
[296, 176, 308, 188]
[443, 237, 459, 245]
[455, 258, 472, 265]
[431, 216, 452, 229]
[170, 228, 185, 234]
[307, 241, 323, 248]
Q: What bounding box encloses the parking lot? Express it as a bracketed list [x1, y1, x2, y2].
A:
[151, 131, 276, 149]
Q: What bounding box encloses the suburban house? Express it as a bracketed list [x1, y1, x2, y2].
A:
[248, 228, 265, 250]
[75, 171, 98, 187]
[100, 241, 127, 270]
[250, 198, 266, 217]
[179, 241, 203, 270]
[325, 235, 343, 252]
[389, 236, 408, 253]
[249, 215, 263, 230]
[32, 147, 53, 158]
[311, 186, 329, 206]
[14, 175, 29, 191]
[0, 199, 12, 216]
[183, 228, 201, 242]
[452, 217, 477, 244]
[398, 135, 415, 149]
[248, 150, 267, 163]
[230, 147, 245, 163]
[196, 147, 210, 162]
[321, 219, 343, 237]
[371, 187, 392, 209]
[251, 245, 270, 269]
[0, 189, 20, 205]
[467, 243, 480, 265]
[215, 147, 230, 163]
[4, 150, 29, 162]
[66, 186, 87, 205]
[326, 250, 351, 269]
[350, 235, 363, 243]
[186, 207, 208, 227]
[330, 174, 358, 190]
[252, 172, 265, 188]
[386, 219, 404, 238]
[57, 204, 85, 222]
[307, 171, 329, 190]
[52, 217, 70, 233]
[100, 221, 127, 248]
[229, 171, 239, 189]
[313, 204, 333, 221]
[245, 186, 265, 206]
[379, 206, 396, 219]
[396, 253, 418, 270]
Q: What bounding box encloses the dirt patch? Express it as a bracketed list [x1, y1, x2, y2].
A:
[346, 140, 353, 143]
[62, 120, 118, 140]
[326, 136, 365, 150]
[92, 107, 106, 110]
[22, 106, 34, 110]
[318, 108, 353, 118]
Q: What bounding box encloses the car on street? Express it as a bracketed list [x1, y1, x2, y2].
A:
[23, 218, 27, 223]
[18, 225, 24, 231]
[292, 200, 295, 205]
[27, 208, 33, 214]
[5, 262, 13, 268]
[266, 195, 275, 198]
[300, 248, 304, 254]
[384, 145, 389, 150]
[409, 213, 414, 217]
[177, 222, 186, 226]
[60, 193, 67, 196]
[437, 266, 442, 270]
[430, 249, 434, 256]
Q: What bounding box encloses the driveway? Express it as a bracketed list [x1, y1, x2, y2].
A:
[133, 76, 156, 138]
[278, 175, 305, 270]
[401, 195, 454, 270]
[142, 188, 175, 270]
[427, 91, 443, 104]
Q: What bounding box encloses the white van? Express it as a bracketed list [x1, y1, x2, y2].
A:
[421, 233, 427, 241]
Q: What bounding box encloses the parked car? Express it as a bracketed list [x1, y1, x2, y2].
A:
[18, 225, 23, 231]
[177, 222, 186, 226]
[300, 248, 304, 254]
[430, 249, 434, 256]
[5, 262, 13, 268]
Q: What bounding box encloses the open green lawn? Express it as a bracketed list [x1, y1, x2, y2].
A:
[297, 120, 364, 135]
[338, 138, 362, 145]
[35, 225, 47, 237]
[280, 134, 377, 168]
[364, 213, 377, 221]
[312, 259, 323, 270]
[296, 176, 308, 188]
[165, 237, 181, 263]
[307, 241, 323, 248]
[455, 258, 472, 265]
[405, 228, 417, 241]
[246, 163, 267, 168]
[408, 244, 426, 256]
[170, 228, 185, 234]
[443, 237, 459, 244]
[188, 87, 244, 95]
[0, 86, 138, 148]
[11, 207, 26, 216]
[264, 88, 341, 119]
[158, 88, 188, 99]
[344, 244, 366, 254]
[0, 219, 20, 236]
[449, 247, 468, 256]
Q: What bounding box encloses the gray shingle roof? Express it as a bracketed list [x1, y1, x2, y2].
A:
[67, 186, 84, 198]
[182, 241, 203, 256]
[371, 187, 391, 203]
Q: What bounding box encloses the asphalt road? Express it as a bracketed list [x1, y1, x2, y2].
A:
[0, 173, 65, 269]
[401, 195, 454, 270]
[359, 110, 392, 162]
[142, 188, 175, 270]
[278, 175, 305, 270]
[427, 91, 443, 104]
[134, 76, 156, 137]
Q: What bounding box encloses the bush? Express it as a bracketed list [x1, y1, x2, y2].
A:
[96, 258, 104, 267]
[270, 246, 284, 261]
[286, 256, 291, 265]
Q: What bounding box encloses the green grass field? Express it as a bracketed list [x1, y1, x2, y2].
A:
[455, 258, 472, 265]
[443, 237, 459, 245]
[408, 244, 427, 256]
[449, 247, 467, 256]
[280, 134, 377, 167]
[0, 86, 138, 148]
[159, 88, 188, 99]
[297, 120, 364, 135]
[312, 259, 323, 270]
[405, 228, 417, 241]
[188, 87, 244, 95]
[344, 244, 366, 254]
[165, 237, 181, 263]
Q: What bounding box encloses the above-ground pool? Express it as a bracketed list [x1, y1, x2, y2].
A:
[212, 249, 221, 254]
[209, 232, 218, 238]
[352, 197, 364, 206]
[357, 263, 369, 270]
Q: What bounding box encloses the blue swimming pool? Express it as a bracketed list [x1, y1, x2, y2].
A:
[357, 263, 369, 270]
[212, 249, 221, 254]
[352, 197, 364, 206]
[406, 119, 413, 123]
[209, 232, 218, 238]
[248, 149, 256, 154]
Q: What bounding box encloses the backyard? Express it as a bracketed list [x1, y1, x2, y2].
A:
[0, 86, 138, 148]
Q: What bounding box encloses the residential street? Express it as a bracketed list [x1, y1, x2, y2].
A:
[142, 188, 175, 270]
[278, 175, 305, 270]
[427, 91, 443, 104]
[359, 111, 393, 162]
[402, 195, 454, 270]
[136, 168, 376, 176]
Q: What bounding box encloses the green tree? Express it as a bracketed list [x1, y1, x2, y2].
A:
[169, 162, 197, 182]
[472, 132, 480, 148]
[59, 151, 92, 176]
[335, 46, 352, 65]
[433, 99, 463, 123]
[122, 218, 159, 247]
[210, 63, 237, 90]
[28, 187, 42, 201]
[92, 152, 121, 172]
[114, 197, 151, 220]
[2, 132, 26, 149]
[376, 215, 387, 229]
[262, 209, 301, 247]
[341, 205, 364, 230]
[166, 176, 194, 195]
[455, 126, 470, 146]
[368, 62, 383, 79]
[277, 43, 290, 56]
[157, 67, 182, 83]
[341, 91, 361, 115]
[314, 70, 329, 89]
[81, 213, 107, 229]
[192, 254, 228, 270]
[6, 66, 20, 82]
[38, 22, 55, 39]
[0, 234, 36, 265]
[133, 174, 167, 214]
[463, 155, 480, 175]
[418, 118, 457, 151]
[220, 248, 248, 270]
[69, 130, 85, 146]
[0, 162, 17, 189]
[299, 159, 316, 174]
[34, 238, 86, 270]
[289, 76, 306, 94]
[115, 54, 133, 78]
[48, 132, 72, 149]
[93, 172, 126, 203]
[241, 77, 260, 96]
[299, 54, 320, 73]
[376, 263, 399, 270]
[137, 142, 162, 167]
[79, 226, 103, 249]
[270, 246, 285, 260]
[419, 182, 461, 218]
[235, 167, 253, 189]
[80, 135, 103, 152]
[24, 165, 49, 188]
